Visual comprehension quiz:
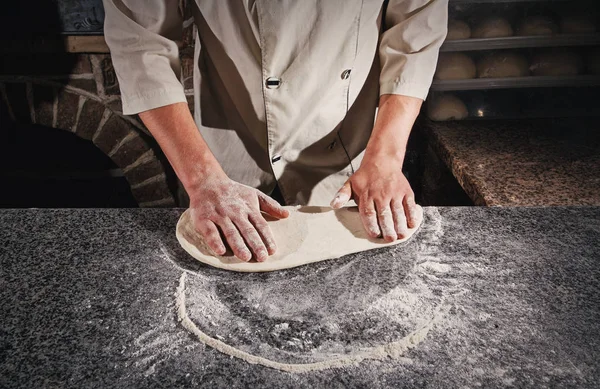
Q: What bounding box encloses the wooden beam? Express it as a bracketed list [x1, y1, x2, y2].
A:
[64, 36, 110, 53]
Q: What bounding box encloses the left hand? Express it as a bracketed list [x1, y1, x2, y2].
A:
[331, 94, 423, 241]
[330, 157, 421, 242]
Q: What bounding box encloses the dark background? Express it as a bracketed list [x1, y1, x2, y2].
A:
[0, 1, 137, 207]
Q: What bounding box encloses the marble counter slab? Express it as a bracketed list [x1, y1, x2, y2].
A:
[1, 208, 599, 388]
[425, 118, 600, 206]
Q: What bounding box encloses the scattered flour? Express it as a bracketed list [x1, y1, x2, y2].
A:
[167, 208, 467, 372]
[175, 272, 449, 373]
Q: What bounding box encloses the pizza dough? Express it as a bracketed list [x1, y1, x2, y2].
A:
[516, 15, 558, 36]
[176, 205, 423, 272]
[427, 94, 468, 121]
[471, 16, 513, 38]
[529, 49, 584, 76]
[435, 53, 477, 80]
[477, 52, 530, 78]
[560, 14, 597, 34]
[447, 19, 471, 40]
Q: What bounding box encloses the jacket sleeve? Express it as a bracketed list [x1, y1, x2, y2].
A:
[379, 0, 448, 100]
[103, 0, 187, 115]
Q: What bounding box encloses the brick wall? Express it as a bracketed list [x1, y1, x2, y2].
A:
[0, 22, 197, 207]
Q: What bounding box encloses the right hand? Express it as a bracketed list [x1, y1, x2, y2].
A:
[189, 174, 289, 262]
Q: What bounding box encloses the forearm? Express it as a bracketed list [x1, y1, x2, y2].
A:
[332, 94, 423, 235]
[138, 102, 225, 190]
[363, 94, 422, 166]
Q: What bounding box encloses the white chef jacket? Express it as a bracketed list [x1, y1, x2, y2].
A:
[103, 0, 448, 205]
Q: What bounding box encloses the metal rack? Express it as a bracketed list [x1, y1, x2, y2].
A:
[431, 75, 600, 91]
[438, 1, 600, 90]
[429, 0, 599, 119]
[449, 0, 575, 3]
[441, 34, 600, 52]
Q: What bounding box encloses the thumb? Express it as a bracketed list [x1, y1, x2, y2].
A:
[330, 180, 352, 209]
[258, 193, 289, 219]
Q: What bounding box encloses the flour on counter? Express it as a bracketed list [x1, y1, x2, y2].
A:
[171, 208, 466, 372]
[176, 272, 447, 373]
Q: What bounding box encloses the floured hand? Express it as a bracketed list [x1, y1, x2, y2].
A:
[331, 160, 421, 242]
[189, 176, 289, 262]
[331, 94, 423, 243]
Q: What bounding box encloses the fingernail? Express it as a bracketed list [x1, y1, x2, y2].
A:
[240, 250, 252, 261]
[331, 194, 347, 208]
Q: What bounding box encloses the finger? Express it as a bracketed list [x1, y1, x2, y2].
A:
[376, 201, 397, 242]
[360, 199, 380, 238]
[258, 192, 289, 219]
[391, 198, 409, 239]
[233, 217, 269, 262]
[195, 219, 226, 255]
[330, 180, 352, 209]
[403, 195, 419, 229]
[220, 219, 252, 261]
[249, 213, 277, 256]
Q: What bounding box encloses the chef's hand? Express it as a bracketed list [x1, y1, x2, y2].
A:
[330, 159, 420, 242]
[189, 173, 289, 262]
[330, 94, 423, 241]
[137, 102, 288, 261]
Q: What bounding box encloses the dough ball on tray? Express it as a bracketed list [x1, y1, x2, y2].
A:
[472, 16, 513, 38]
[529, 49, 584, 76]
[427, 94, 469, 121]
[477, 52, 530, 78]
[447, 19, 471, 40]
[560, 14, 597, 34]
[435, 53, 477, 80]
[516, 15, 559, 36]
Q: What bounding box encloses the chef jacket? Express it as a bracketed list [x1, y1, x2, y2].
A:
[103, 0, 448, 205]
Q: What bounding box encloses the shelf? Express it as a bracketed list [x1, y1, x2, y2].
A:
[450, 0, 575, 3]
[430, 75, 600, 91]
[443, 112, 600, 121]
[441, 34, 600, 52]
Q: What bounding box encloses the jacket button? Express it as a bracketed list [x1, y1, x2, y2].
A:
[341, 69, 352, 80]
[266, 77, 281, 89]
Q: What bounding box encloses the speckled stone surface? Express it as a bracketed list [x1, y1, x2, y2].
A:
[425, 119, 600, 206]
[1, 208, 599, 388]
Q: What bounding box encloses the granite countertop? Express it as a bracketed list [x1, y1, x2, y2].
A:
[1, 208, 599, 388]
[425, 118, 600, 206]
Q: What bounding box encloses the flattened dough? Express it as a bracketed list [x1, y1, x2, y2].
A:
[176, 205, 423, 272]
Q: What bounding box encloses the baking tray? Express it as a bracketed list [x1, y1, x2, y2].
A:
[430, 75, 600, 91]
[450, 0, 573, 3]
[441, 34, 600, 52]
